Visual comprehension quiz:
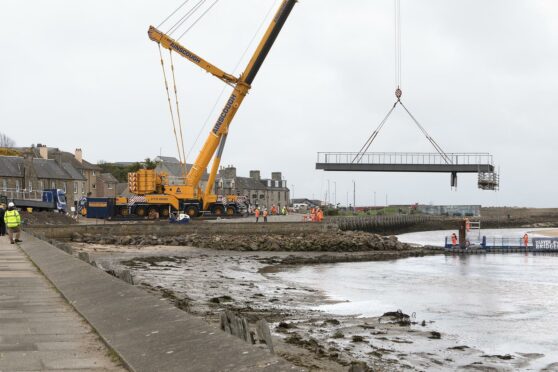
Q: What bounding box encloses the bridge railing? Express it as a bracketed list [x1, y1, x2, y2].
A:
[317, 152, 494, 166]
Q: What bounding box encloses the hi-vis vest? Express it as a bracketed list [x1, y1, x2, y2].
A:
[4, 210, 21, 228]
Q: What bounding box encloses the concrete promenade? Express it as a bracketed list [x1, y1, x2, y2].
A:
[13, 233, 296, 372]
[0, 238, 124, 371]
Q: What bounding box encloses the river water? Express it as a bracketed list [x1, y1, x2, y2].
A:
[276, 229, 558, 369]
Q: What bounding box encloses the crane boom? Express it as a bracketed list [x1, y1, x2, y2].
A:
[142, 0, 297, 216]
[148, 26, 239, 85]
[186, 0, 297, 188]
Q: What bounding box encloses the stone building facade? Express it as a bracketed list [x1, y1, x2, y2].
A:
[0, 152, 85, 208]
[215, 166, 290, 209]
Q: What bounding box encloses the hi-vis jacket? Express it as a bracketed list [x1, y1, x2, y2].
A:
[4, 210, 21, 228]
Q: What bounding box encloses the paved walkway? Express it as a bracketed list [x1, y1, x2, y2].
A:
[0, 238, 125, 371]
[16, 233, 295, 372]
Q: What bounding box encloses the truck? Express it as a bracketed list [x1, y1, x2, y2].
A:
[2, 189, 67, 212]
[112, 0, 297, 219]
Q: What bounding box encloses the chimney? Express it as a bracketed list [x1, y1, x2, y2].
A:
[75, 148, 83, 163]
[272, 172, 282, 181]
[250, 170, 260, 180]
[38, 145, 48, 160]
[222, 166, 236, 179]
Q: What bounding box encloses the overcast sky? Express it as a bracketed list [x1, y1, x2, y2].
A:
[2, 1, 557, 207]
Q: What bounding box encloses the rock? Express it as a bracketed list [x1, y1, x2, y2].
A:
[348, 361, 371, 372]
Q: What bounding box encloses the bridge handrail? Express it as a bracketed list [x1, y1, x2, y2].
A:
[317, 152, 494, 166]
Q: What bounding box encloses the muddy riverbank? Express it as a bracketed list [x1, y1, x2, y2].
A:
[64, 233, 521, 371]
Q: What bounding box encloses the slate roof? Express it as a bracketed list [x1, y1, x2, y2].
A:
[116, 182, 130, 196]
[233, 177, 267, 191]
[157, 163, 209, 181]
[33, 159, 74, 180]
[0, 155, 84, 181]
[61, 163, 86, 181]
[28, 147, 101, 171]
[0, 156, 23, 177]
[99, 173, 119, 184]
[154, 156, 180, 164]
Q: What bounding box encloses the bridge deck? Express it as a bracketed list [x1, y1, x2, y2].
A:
[316, 152, 495, 173]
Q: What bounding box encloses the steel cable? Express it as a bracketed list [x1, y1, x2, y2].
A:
[167, 0, 207, 36]
[157, 0, 192, 29]
[158, 44, 186, 169]
[184, 0, 279, 161]
[169, 51, 188, 177]
[177, 0, 221, 41]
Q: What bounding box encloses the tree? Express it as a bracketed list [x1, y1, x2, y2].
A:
[0, 133, 15, 148]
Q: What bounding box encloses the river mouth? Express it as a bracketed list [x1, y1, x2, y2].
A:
[274, 253, 558, 370]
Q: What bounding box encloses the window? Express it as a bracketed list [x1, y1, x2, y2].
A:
[108, 183, 113, 190]
[82, 182, 85, 194]
[92, 183, 96, 189]
[259, 194, 265, 199]
[74, 182, 78, 194]
[92, 171, 96, 176]
[39, 181, 44, 191]
[2, 179, 7, 191]
[51, 181, 55, 189]
[16, 180, 20, 192]
[63, 182, 67, 192]
[28, 181, 33, 192]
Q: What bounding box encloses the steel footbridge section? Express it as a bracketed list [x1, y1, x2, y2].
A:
[316, 152, 499, 190]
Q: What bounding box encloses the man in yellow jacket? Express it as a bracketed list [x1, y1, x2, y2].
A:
[4, 202, 22, 244]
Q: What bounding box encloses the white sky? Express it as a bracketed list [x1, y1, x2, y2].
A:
[1, 0, 558, 207]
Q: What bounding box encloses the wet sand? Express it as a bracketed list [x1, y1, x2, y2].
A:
[68, 242, 529, 371]
[535, 229, 558, 237]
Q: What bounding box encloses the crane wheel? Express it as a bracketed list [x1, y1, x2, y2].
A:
[135, 206, 146, 217]
[160, 207, 170, 218]
[119, 207, 130, 217]
[147, 207, 159, 219]
[185, 206, 199, 218]
[211, 205, 225, 216]
[226, 206, 236, 216]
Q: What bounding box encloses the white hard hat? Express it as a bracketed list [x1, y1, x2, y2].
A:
[8, 202, 15, 208]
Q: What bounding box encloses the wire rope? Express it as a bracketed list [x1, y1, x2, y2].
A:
[177, 0, 221, 41]
[167, 0, 207, 36]
[158, 44, 186, 169]
[184, 0, 279, 161]
[157, 0, 192, 29]
[169, 51, 189, 176]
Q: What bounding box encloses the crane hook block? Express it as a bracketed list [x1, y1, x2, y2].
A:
[395, 88, 402, 100]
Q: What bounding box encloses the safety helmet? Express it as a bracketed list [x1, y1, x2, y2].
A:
[8, 202, 15, 208]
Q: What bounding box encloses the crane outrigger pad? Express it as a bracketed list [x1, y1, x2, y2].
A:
[316, 152, 495, 173]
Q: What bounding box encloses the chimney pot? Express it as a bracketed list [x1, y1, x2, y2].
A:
[75, 148, 83, 163]
[39, 145, 48, 160]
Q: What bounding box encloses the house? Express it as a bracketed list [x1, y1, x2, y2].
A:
[0, 152, 86, 207]
[30, 145, 101, 198]
[154, 156, 210, 190]
[97, 173, 119, 198]
[216, 166, 290, 208]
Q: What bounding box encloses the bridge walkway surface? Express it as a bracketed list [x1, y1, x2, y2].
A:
[0, 237, 125, 371]
[3, 233, 295, 372]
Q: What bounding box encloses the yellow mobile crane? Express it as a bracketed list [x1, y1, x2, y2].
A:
[124, 0, 297, 218]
